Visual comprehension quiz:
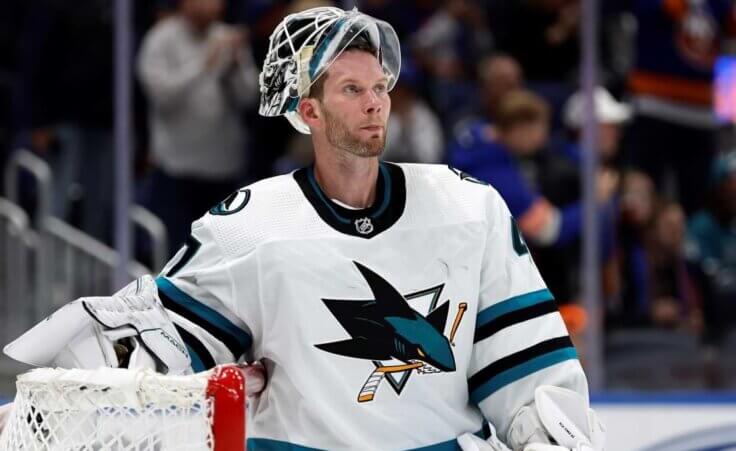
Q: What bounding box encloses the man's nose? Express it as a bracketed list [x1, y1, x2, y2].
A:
[363, 90, 382, 115]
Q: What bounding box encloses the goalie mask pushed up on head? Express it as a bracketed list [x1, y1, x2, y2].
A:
[258, 7, 401, 134]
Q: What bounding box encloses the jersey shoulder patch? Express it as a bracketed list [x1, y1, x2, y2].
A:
[202, 173, 317, 258]
[447, 165, 490, 186]
[209, 188, 251, 216]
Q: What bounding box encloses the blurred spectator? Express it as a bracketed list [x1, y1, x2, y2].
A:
[530, 88, 629, 306]
[647, 201, 701, 331]
[488, 0, 581, 83]
[560, 87, 632, 169]
[410, 0, 493, 124]
[138, 0, 259, 250]
[13, 0, 116, 242]
[358, 0, 432, 38]
[411, 0, 492, 74]
[687, 152, 736, 342]
[539, 87, 631, 207]
[450, 53, 525, 143]
[383, 56, 444, 164]
[477, 54, 525, 123]
[613, 170, 657, 325]
[450, 90, 617, 248]
[627, 0, 736, 214]
[611, 172, 701, 331]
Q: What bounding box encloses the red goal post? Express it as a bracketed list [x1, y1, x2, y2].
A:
[0, 364, 247, 451]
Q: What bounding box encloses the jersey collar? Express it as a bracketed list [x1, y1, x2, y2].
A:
[293, 161, 406, 239]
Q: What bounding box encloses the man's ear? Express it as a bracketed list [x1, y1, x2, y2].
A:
[298, 98, 321, 129]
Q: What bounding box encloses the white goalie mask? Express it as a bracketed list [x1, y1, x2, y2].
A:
[258, 6, 401, 134]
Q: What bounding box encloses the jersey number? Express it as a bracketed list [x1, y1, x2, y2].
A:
[166, 235, 202, 277]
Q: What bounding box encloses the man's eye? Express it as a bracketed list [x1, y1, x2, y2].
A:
[374, 84, 387, 93]
[344, 85, 360, 94]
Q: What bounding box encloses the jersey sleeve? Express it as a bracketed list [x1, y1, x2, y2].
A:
[156, 216, 253, 372]
[468, 189, 588, 441]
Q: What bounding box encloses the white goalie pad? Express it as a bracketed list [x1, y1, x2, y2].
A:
[3, 276, 192, 375]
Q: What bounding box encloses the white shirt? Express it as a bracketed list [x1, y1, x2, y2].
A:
[138, 17, 258, 179]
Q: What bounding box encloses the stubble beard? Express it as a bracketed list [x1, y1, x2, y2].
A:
[323, 106, 385, 158]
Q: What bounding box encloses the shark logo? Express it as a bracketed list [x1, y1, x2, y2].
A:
[315, 262, 467, 403]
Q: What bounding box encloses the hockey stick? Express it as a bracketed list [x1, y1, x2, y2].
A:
[357, 362, 424, 402]
[450, 302, 468, 346]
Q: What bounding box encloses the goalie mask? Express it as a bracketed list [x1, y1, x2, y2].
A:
[258, 6, 401, 134]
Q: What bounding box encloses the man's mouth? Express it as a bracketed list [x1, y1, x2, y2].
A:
[361, 125, 383, 132]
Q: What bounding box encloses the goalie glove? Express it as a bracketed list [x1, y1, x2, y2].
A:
[508, 385, 604, 451]
[3, 276, 192, 375]
[458, 386, 604, 451]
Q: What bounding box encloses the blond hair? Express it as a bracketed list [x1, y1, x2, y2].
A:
[495, 90, 550, 131]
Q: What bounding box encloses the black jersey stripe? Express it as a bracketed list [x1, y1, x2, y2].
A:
[474, 300, 558, 343]
[156, 277, 252, 359]
[469, 336, 576, 397]
[476, 289, 555, 329]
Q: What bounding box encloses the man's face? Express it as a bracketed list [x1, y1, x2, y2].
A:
[482, 57, 523, 113]
[181, 0, 223, 29]
[312, 50, 391, 158]
[655, 205, 685, 252]
[598, 122, 622, 162]
[621, 172, 654, 226]
[502, 121, 549, 157]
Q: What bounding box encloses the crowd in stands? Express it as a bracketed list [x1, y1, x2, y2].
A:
[1, 0, 736, 352]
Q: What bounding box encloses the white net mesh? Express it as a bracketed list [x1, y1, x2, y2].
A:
[0, 367, 225, 451]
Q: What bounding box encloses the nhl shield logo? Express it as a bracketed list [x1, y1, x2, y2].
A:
[354, 217, 374, 235]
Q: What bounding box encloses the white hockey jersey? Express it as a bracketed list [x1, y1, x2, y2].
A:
[157, 162, 588, 451]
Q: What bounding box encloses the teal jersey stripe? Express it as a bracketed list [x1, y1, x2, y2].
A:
[155, 277, 252, 351]
[476, 289, 554, 329]
[246, 426, 489, 451]
[470, 347, 578, 405]
[372, 163, 392, 217]
[246, 439, 321, 451]
[306, 168, 350, 224]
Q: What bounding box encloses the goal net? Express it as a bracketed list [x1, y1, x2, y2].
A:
[0, 365, 246, 451]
